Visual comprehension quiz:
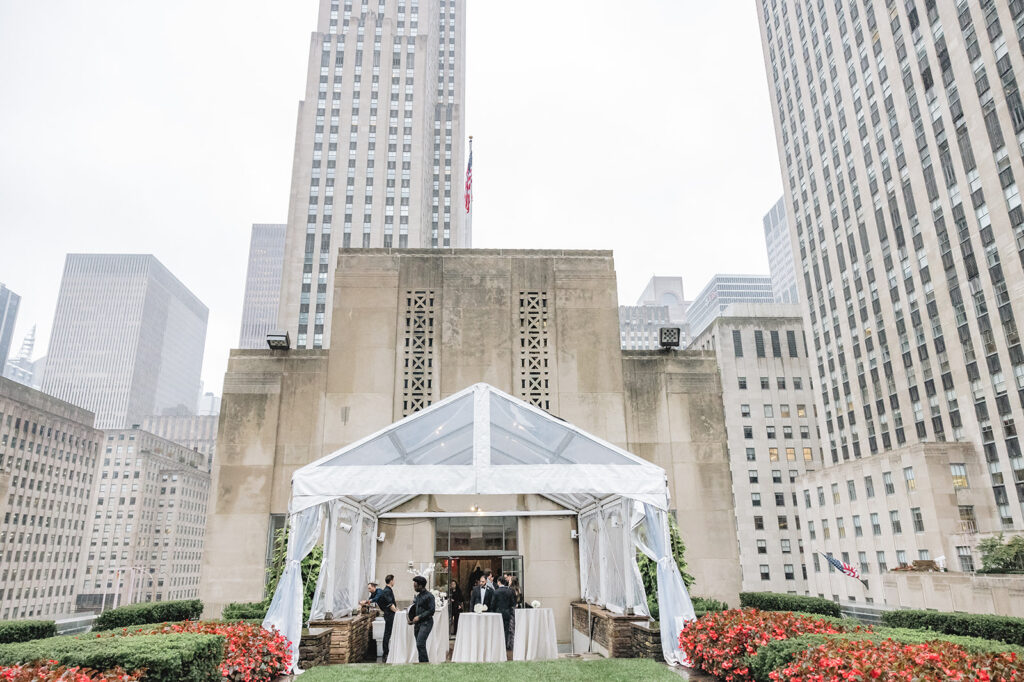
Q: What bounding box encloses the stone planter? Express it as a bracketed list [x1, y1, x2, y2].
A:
[308, 612, 375, 664]
[298, 627, 331, 668]
[629, 619, 663, 661]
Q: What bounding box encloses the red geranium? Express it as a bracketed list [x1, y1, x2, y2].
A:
[678, 609, 858, 681]
[772, 638, 1024, 681]
[0, 662, 142, 681]
[132, 622, 291, 682]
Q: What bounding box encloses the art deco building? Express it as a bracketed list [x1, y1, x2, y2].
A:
[758, 0, 1024, 605]
[692, 304, 825, 594]
[0, 377, 101, 620]
[278, 0, 469, 350]
[77, 429, 210, 610]
[41, 255, 208, 429]
[239, 224, 287, 350]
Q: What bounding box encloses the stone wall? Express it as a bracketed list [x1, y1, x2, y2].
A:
[308, 612, 375, 664]
[570, 602, 643, 658]
[629, 620, 663, 661]
[298, 627, 332, 668]
[883, 571, 1024, 616]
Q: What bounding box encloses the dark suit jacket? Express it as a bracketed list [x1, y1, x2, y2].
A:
[470, 584, 492, 609]
[491, 586, 515, 616]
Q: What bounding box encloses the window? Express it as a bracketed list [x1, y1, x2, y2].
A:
[877, 551, 888, 572]
[780, 404, 791, 418]
[777, 377, 786, 389]
[918, 549, 931, 560]
[760, 377, 770, 389]
[739, 377, 748, 389]
[769, 447, 779, 461]
[749, 470, 759, 484]
[789, 470, 798, 483]
[951, 463, 969, 489]
[784, 563, 795, 580]
[871, 513, 882, 535]
[957, 546, 975, 572]
[808, 521, 816, 539]
[732, 330, 744, 357]
[904, 467, 916, 491]
[813, 553, 821, 572]
[741, 404, 751, 418]
[859, 551, 869, 574]
[767, 426, 777, 439]
[778, 515, 788, 529]
[797, 404, 807, 418]
[864, 475, 875, 498]
[853, 515, 863, 537]
[837, 517, 846, 538]
[896, 550, 908, 567]
[803, 447, 813, 461]
[781, 538, 792, 553]
[831, 483, 841, 503]
[822, 519, 830, 539]
[817, 486, 825, 505]
[783, 426, 793, 439]
[803, 490, 812, 508]
[757, 539, 767, 554]
[770, 330, 782, 357]
[751, 493, 762, 507]
[959, 505, 977, 533]
[744, 426, 754, 439]
[912, 507, 925, 532]
[793, 377, 803, 389]
[772, 469, 782, 483]
[775, 492, 785, 506]
[883, 472, 895, 495]
[755, 330, 766, 357]
[746, 448, 756, 461]
[764, 404, 774, 418]
[754, 516, 764, 530]
[847, 480, 857, 501]
[760, 564, 770, 580]
[890, 510, 902, 534]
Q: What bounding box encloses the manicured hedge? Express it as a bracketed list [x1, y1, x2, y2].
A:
[0, 620, 56, 644]
[93, 599, 203, 631]
[746, 628, 1024, 682]
[0, 632, 223, 682]
[882, 608, 1024, 647]
[738, 591, 841, 618]
[222, 602, 268, 621]
[690, 597, 728, 612]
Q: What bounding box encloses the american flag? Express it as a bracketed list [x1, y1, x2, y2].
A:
[822, 552, 868, 587]
[464, 143, 473, 214]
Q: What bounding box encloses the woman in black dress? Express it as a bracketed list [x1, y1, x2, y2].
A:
[449, 579, 464, 636]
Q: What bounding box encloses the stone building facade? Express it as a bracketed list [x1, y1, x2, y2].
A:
[0, 377, 101, 620]
[77, 429, 210, 610]
[201, 249, 741, 638]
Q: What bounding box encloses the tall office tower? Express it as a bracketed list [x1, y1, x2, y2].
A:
[42, 255, 208, 430]
[686, 274, 774, 339]
[77, 428, 209, 610]
[3, 326, 45, 390]
[692, 304, 824, 594]
[0, 377, 102, 620]
[278, 0, 469, 350]
[758, 2, 1024, 606]
[764, 197, 800, 304]
[239, 224, 286, 349]
[0, 284, 20, 369]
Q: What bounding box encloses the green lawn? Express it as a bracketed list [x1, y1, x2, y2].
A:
[295, 658, 680, 681]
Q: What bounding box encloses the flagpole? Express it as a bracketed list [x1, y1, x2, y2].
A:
[465, 136, 473, 247]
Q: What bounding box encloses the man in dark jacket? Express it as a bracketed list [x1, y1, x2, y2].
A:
[377, 574, 398, 662]
[491, 576, 516, 650]
[409, 575, 436, 663]
[469, 575, 491, 610]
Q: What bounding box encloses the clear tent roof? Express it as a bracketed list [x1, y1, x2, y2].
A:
[289, 383, 670, 514]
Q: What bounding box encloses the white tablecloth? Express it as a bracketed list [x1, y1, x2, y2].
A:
[386, 603, 448, 664]
[451, 612, 506, 663]
[512, 608, 558, 661]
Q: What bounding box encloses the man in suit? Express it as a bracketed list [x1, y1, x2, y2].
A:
[491, 576, 516, 650]
[377, 574, 398, 662]
[469, 575, 492, 610]
[409, 575, 436, 663]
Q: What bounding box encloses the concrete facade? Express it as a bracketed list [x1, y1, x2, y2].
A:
[78, 428, 210, 610]
[883, 571, 1024, 617]
[239, 224, 287, 350]
[0, 377, 102, 620]
[201, 249, 741, 635]
[686, 275, 774, 339]
[278, 0, 469, 351]
[691, 303, 825, 594]
[140, 414, 219, 472]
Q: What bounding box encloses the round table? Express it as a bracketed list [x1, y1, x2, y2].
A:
[512, 608, 558, 661]
[451, 612, 506, 663]
[386, 603, 448, 664]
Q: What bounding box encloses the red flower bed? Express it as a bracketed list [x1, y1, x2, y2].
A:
[132, 622, 291, 682]
[771, 638, 1024, 681]
[678, 609, 855, 681]
[0, 663, 142, 681]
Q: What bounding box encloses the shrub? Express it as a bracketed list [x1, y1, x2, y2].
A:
[0, 663, 144, 681]
[136, 621, 290, 682]
[978, 533, 1024, 573]
[636, 516, 693, 620]
[691, 597, 728, 613]
[739, 591, 841, 617]
[93, 600, 203, 631]
[678, 608, 856, 681]
[747, 628, 1024, 682]
[0, 621, 56, 645]
[882, 609, 1024, 647]
[771, 637, 1024, 681]
[221, 603, 268, 621]
[0, 632, 223, 682]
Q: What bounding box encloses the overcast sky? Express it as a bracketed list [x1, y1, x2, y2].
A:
[0, 1, 782, 394]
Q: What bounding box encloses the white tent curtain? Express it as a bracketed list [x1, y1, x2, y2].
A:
[634, 503, 696, 666]
[262, 504, 324, 675]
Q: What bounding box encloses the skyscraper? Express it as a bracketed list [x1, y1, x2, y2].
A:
[0, 284, 20, 369]
[763, 197, 800, 304]
[278, 0, 469, 350]
[239, 224, 286, 349]
[686, 274, 774, 338]
[3, 325, 45, 389]
[42, 255, 208, 429]
[758, 1, 1024, 603]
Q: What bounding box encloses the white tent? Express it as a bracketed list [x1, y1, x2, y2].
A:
[263, 383, 695, 672]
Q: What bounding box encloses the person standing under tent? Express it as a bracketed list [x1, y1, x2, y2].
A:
[377, 575, 398, 662]
[449, 579, 463, 636]
[491, 576, 516, 651]
[409, 576, 436, 663]
[470, 575, 491, 610]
